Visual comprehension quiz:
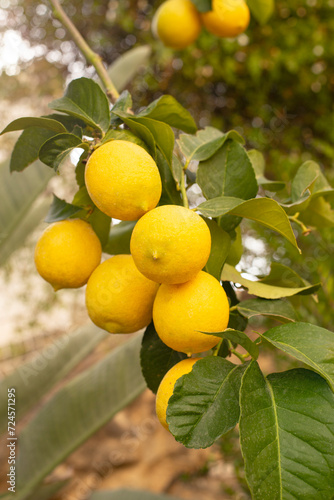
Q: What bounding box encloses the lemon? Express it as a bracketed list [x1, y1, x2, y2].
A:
[85, 140, 162, 221]
[130, 205, 211, 284]
[201, 0, 250, 38]
[85, 254, 159, 334]
[153, 270, 229, 354]
[34, 219, 102, 291]
[156, 357, 200, 430]
[152, 0, 202, 49]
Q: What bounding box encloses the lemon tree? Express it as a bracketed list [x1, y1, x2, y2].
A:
[1, 1, 334, 500]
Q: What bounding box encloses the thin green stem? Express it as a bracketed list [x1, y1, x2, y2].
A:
[213, 339, 223, 356]
[288, 213, 311, 236]
[227, 340, 246, 364]
[49, 0, 119, 102]
[180, 172, 189, 209]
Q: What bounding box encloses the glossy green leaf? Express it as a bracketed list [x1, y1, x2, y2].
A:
[49, 77, 110, 133]
[140, 323, 187, 394]
[237, 298, 298, 323]
[197, 140, 258, 201]
[178, 126, 244, 164]
[262, 322, 334, 390]
[247, 0, 274, 24]
[138, 94, 197, 133]
[201, 328, 259, 359]
[10, 127, 56, 172]
[168, 357, 248, 449]
[299, 196, 334, 228]
[101, 128, 149, 152]
[240, 362, 334, 500]
[14, 335, 146, 500]
[107, 45, 152, 92]
[291, 161, 320, 202]
[221, 264, 321, 299]
[113, 114, 156, 157]
[204, 218, 231, 280]
[279, 193, 311, 216]
[1, 116, 67, 135]
[0, 159, 53, 265]
[156, 151, 183, 206]
[260, 262, 307, 288]
[110, 90, 133, 123]
[190, 0, 211, 12]
[39, 133, 86, 171]
[89, 490, 182, 500]
[196, 196, 299, 250]
[226, 226, 243, 266]
[88, 207, 111, 247]
[44, 195, 82, 223]
[103, 220, 136, 255]
[0, 324, 107, 435]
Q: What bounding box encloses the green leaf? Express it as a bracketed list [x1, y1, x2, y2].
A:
[14, 335, 146, 500]
[107, 45, 152, 92]
[103, 221, 136, 255]
[89, 490, 182, 500]
[111, 90, 132, 117]
[172, 154, 183, 185]
[262, 322, 334, 391]
[190, 0, 212, 12]
[299, 196, 334, 228]
[140, 323, 187, 394]
[1, 117, 67, 135]
[113, 114, 156, 157]
[49, 77, 110, 133]
[156, 150, 183, 206]
[221, 263, 321, 299]
[197, 140, 258, 201]
[0, 159, 53, 265]
[259, 262, 307, 288]
[279, 193, 311, 216]
[201, 328, 259, 359]
[168, 357, 248, 449]
[88, 208, 111, 248]
[237, 298, 298, 323]
[101, 128, 149, 152]
[248, 150, 285, 192]
[10, 127, 56, 172]
[45, 195, 82, 223]
[138, 95, 197, 133]
[291, 160, 321, 202]
[240, 362, 334, 500]
[39, 133, 86, 171]
[196, 196, 299, 250]
[0, 324, 107, 435]
[226, 225, 243, 266]
[204, 218, 231, 280]
[178, 126, 244, 164]
[246, 0, 274, 24]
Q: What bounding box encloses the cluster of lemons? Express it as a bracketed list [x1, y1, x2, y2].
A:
[34, 139, 230, 430]
[152, 0, 250, 50]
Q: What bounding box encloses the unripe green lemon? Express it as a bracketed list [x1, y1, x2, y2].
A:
[130, 205, 211, 284]
[85, 140, 162, 221]
[201, 0, 250, 38]
[34, 219, 102, 291]
[156, 357, 200, 430]
[152, 0, 202, 49]
[85, 254, 159, 334]
[153, 271, 229, 354]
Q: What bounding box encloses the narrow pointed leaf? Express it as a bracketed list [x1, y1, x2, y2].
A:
[237, 298, 298, 323]
[44, 195, 82, 223]
[138, 94, 197, 133]
[201, 328, 259, 359]
[262, 322, 334, 390]
[196, 197, 299, 250]
[240, 362, 334, 500]
[168, 357, 248, 448]
[49, 78, 110, 133]
[140, 323, 187, 394]
[14, 335, 146, 499]
[221, 264, 321, 299]
[1, 117, 67, 135]
[39, 133, 87, 171]
[0, 324, 107, 435]
[197, 139, 258, 201]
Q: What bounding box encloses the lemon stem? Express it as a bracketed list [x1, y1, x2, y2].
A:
[49, 0, 120, 103]
[227, 340, 246, 363]
[213, 339, 223, 356]
[180, 172, 189, 209]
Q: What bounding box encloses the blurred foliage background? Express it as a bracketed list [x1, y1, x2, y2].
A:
[0, 0, 333, 325]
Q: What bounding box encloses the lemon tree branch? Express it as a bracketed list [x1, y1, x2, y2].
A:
[49, 0, 119, 102]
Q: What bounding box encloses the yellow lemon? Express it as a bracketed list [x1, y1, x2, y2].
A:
[156, 357, 200, 430]
[130, 205, 211, 284]
[152, 0, 202, 49]
[34, 219, 102, 291]
[201, 0, 250, 38]
[85, 254, 159, 334]
[153, 271, 229, 354]
[85, 140, 162, 221]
